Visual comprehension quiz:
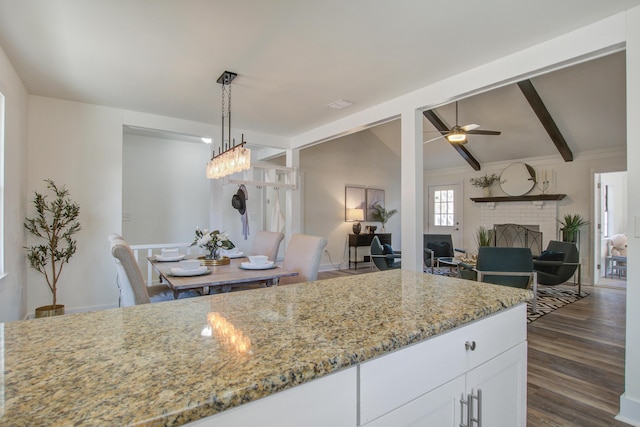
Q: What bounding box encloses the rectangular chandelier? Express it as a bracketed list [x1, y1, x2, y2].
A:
[206, 71, 251, 179]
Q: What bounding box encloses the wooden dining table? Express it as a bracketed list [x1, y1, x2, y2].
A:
[148, 256, 298, 298]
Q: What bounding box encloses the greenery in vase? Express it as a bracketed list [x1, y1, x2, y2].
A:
[370, 204, 398, 227]
[191, 227, 235, 258]
[474, 226, 494, 248]
[559, 213, 589, 242]
[469, 173, 501, 188]
[24, 179, 81, 308]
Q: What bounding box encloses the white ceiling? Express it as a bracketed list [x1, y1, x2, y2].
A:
[0, 0, 635, 169]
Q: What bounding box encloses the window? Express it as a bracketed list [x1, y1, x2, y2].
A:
[433, 189, 454, 226]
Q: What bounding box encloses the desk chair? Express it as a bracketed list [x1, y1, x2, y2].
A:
[278, 234, 327, 285]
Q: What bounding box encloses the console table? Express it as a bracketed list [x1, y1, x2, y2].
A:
[349, 233, 391, 269]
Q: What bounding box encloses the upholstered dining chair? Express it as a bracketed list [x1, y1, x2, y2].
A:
[370, 236, 401, 270]
[109, 233, 195, 306]
[250, 231, 285, 262]
[278, 234, 327, 285]
[475, 246, 538, 312]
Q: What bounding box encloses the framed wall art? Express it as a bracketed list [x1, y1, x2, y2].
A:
[345, 186, 366, 221]
[366, 188, 385, 221]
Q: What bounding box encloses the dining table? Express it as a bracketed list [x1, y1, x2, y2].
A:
[149, 256, 298, 298]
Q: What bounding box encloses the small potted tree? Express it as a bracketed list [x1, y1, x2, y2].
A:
[24, 180, 81, 317]
[470, 173, 501, 197]
[370, 204, 398, 232]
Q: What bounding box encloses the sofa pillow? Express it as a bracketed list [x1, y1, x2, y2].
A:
[382, 244, 395, 267]
[427, 241, 451, 258]
[535, 250, 565, 274]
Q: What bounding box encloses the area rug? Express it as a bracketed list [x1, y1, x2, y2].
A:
[527, 287, 589, 324]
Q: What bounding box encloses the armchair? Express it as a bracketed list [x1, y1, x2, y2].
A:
[533, 240, 581, 293]
[423, 234, 465, 274]
[475, 247, 538, 313]
[370, 236, 401, 270]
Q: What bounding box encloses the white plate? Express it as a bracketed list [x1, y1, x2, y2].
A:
[155, 254, 186, 262]
[239, 261, 276, 270]
[226, 252, 245, 259]
[169, 267, 210, 277]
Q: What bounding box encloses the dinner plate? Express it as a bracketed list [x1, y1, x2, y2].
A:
[239, 261, 276, 270]
[155, 254, 186, 262]
[169, 267, 210, 277]
[224, 251, 245, 259]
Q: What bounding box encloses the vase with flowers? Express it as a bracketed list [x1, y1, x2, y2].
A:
[191, 227, 235, 265]
[470, 173, 501, 197]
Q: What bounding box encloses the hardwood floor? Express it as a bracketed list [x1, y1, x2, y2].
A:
[318, 269, 629, 426]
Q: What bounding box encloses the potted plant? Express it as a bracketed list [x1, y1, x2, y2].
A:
[470, 173, 501, 197]
[24, 180, 81, 317]
[474, 226, 494, 248]
[370, 204, 398, 232]
[559, 213, 589, 244]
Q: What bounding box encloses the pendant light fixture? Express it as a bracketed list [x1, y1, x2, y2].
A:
[206, 71, 251, 179]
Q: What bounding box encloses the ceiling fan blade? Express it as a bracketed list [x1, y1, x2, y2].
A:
[466, 129, 502, 136]
[461, 124, 480, 131]
[424, 134, 446, 144]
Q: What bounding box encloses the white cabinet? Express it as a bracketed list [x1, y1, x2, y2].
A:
[184, 366, 358, 427]
[360, 304, 527, 427]
[184, 304, 526, 427]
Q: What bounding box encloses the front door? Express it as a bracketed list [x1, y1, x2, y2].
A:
[427, 183, 464, 250]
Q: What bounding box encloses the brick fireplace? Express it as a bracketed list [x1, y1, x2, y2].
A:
[478, 200, 559, 249]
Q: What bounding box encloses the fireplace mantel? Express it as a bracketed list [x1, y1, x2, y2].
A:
[471, 194, 566, 203]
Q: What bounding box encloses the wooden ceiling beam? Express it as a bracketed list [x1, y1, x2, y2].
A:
[423, 110, 481, 171]
[517, 79, 573, 162]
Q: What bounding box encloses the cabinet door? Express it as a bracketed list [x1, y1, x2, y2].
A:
[466, 342, 527, 427]
[363, 375, 465, 427]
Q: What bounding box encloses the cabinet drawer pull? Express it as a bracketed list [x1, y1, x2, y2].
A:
[465, 340, 477, 351]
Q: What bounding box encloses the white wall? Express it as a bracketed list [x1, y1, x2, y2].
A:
[620, 5, 640, 424]
[0, 44, 28, 322]
[601, 171, 628, 237]
[122, 134, 212, 245]
[300, 128, 401, 269]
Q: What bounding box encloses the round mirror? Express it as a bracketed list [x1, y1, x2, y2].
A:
[500, 163, 535, 196]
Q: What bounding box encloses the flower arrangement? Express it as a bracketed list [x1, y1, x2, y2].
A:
[191, 227, 235, 259]
[469, 173, 501, 188]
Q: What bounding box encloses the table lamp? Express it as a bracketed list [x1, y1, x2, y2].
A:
[347, 208, 364, 234]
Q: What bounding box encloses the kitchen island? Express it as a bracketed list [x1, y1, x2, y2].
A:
[1, 270, 531, 426]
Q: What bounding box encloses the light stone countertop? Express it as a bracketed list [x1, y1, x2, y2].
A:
[1, 270, 531, 426]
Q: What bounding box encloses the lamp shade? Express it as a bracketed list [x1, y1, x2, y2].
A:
[346, 208, 364, 222]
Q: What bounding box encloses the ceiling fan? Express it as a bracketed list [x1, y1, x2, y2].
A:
[424, 101, 501, 144]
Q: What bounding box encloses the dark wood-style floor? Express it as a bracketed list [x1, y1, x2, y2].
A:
[318, 268, 629, 426]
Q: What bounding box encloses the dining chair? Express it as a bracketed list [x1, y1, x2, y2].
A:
[475, 246, 538, 312]
[250, 231, 285, 261]
[278, 234, 327, 285]
[109, 233, 195, 306]
[370, 236, 401, 270]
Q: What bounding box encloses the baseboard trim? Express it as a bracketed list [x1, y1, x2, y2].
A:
[617, 393, 640, 426]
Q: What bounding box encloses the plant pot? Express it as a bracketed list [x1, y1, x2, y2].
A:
[483, 187, 492, 197]
[35, 304, 65, 318]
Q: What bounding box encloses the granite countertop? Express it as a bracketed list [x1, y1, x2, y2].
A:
[1, 270, 531, 426]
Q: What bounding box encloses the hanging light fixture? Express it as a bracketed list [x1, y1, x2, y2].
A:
[206, 71, 251, 179]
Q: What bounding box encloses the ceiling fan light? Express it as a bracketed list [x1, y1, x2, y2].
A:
[447, 132, 466, 143]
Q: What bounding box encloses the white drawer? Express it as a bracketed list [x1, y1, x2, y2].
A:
[359, 304, 526, 424]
